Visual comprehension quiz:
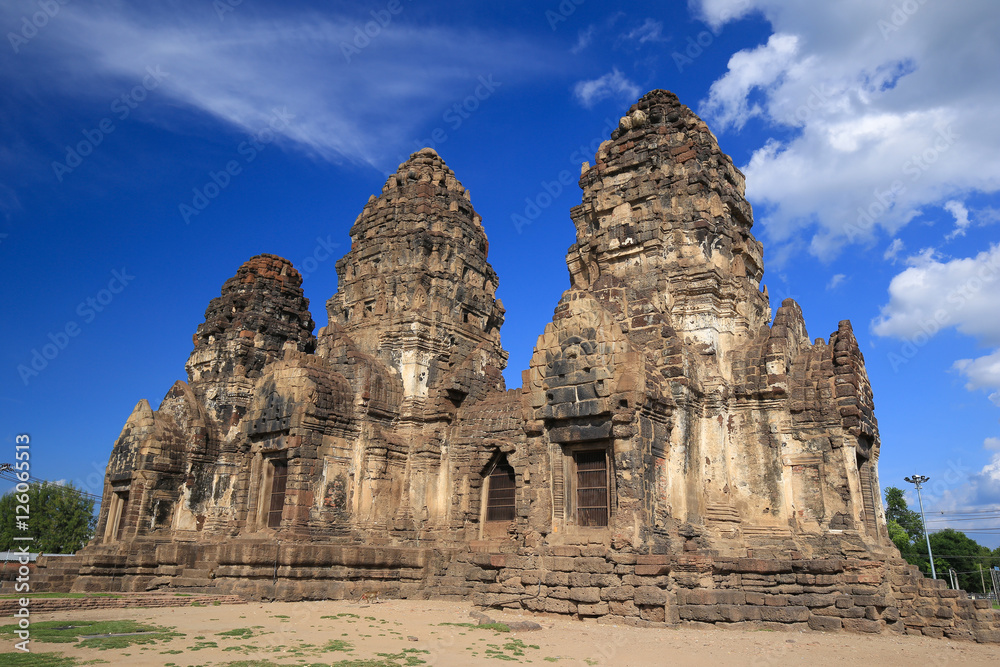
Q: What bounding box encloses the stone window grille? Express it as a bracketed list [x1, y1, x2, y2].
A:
[266, 459, 288, 529]
[574, 450, 609, 527]
[485, 457, 516, 522]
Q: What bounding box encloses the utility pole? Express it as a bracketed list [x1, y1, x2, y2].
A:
[904, 474, 936, 579]
[981, 563, 987, 596]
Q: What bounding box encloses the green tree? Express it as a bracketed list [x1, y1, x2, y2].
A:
[0, 482, 96, 553]
[886, 519, 914, 555]
[928, 528, 993, 594]
[884, 486, 924, 542]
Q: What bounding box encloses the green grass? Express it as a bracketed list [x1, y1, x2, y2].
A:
[190, 640, 219, 651]
[0, 619, 181, 647]
[77, 633, 181, 650]
[218, 627, 256, 638]
[323, 639, 354, 652]
[484, 639, 539, 661]
[0, 653, 79, 666]
[438, 622, 511, 633]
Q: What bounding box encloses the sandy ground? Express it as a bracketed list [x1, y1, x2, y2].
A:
[12, 599, 1000, 666]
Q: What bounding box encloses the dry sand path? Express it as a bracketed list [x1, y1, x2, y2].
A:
[18, 599, 1000, 666]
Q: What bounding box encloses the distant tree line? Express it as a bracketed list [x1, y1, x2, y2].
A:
[0, 482, 97, 554]
[885, 486, 1000, 594]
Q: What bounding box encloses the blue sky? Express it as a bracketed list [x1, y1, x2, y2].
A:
[2, 0, 999, 546]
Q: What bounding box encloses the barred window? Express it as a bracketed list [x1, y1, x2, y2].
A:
[486, 458, 516, 522]
[267, 460, 287, 528]
[575, 450, 608, 527]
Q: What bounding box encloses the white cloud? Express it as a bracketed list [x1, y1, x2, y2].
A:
[976, 206, 1000, 226]
[694, 1, 1000, 258]
[966, 452, 1000, 505]
[571, 26, 595, 54]
[826, 273, 846, 289]
[701, 33, 799, 131]
[624, 19, 665, 44]
[872, 244, 1000, 343]
[883, 238, 904, 262]
[873, 244, 1000, 404]
[954, 351, 1000, 405]
[944, 200, 971, 240]
[572, 68, 641, 108]
[910, 453, 1000, 532]
[0, 3, 556, 170]
[693, 0, 756, 31]
[985, 437, 1000, 451]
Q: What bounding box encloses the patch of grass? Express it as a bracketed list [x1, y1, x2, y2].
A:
[0, 619, 182, 647]
[484, 638, 538, 661]
[324, 639, 354, 652]
[218, 627, 256, 638]
[438, 622, 510, 633]
[543, 658, 560, 663]
[160, 649, 184, 655]
[272, 615, 290, 619]
[78, 632, 182, 651]
[0, 653, 78, 666]
[190, 640, 219, 651]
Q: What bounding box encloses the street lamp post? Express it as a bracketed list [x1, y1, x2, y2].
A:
[904, 474, 936, 580]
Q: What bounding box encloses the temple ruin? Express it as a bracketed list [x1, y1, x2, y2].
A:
[30, 90, 1000, 641]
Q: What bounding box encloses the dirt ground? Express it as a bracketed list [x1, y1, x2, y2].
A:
[13, 599, 1000, 666]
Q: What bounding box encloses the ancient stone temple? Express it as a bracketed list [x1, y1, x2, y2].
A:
[32, 90, 1000, 641]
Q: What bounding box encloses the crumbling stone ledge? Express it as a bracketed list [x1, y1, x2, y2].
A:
[457, 548, 1000, 642]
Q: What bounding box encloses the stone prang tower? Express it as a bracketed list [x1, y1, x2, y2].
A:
[28, 91, 1000, 643]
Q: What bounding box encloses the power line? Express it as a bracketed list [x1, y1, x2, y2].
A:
[0, 472, 102, 502]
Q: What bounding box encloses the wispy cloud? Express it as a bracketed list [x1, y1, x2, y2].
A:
[571, 25, 595, 54]
[944, 200, 971, 240]
[883, 238, 904, 263]
[826, 273, 846, 290]
[624, 19, 665, 44]
[0, 3, 558, 169]
[572, 68, 640, 108]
